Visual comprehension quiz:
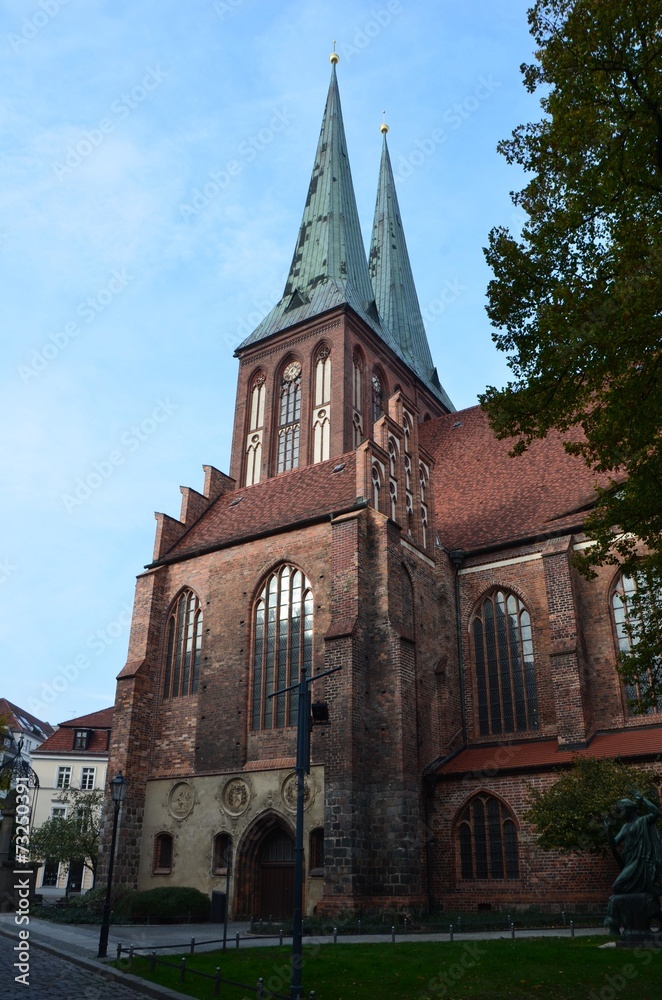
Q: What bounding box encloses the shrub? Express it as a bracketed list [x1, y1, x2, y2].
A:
[113, 886, 210, 923]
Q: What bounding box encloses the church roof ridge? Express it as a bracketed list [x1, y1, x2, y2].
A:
[369, 130, 454, 410]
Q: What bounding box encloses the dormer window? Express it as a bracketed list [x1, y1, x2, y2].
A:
[73, 730, 90, 750]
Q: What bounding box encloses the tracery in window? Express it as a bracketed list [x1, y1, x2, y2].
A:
[612, 572, 662, 714]
[371, 464, 382, 511]
[277, 361, 301, 473]
[420, 462, 430, 547]
[251, 565, 313, 730]
[388, 437, 398, 521]
[372, 371, 384, 424]
[163, 589, 202, 698]
[472, 590, 538, 736]
[245, 372, 266, 486]
[457, 794, 519, 880]
[312, 346, 331, 464]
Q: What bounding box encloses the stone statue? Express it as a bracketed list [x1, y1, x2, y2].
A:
[604, 791, 662, 940]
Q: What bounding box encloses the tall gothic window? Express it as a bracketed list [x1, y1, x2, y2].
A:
[420, 462, 430, 548]
[472, 590, 538, 736]
[312, 346, 331, 463]
[245, 372, 266, 486]
[371, 463, 382, 511]
[372, 371, 384, 424]
[163, 589, 202, 698]
[457, 794, 519, 880]
[612, 572, 662, 714]
[352, 352, 364, 447]
[251, 565, 313, 729]
[277, 360, 302, 473]
[388, 437, 398, 521]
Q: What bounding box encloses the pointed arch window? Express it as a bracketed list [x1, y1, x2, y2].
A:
[612, 572, 662, 714]
[472, 590, 538, 735]
[420, 462, 430, 548]
[245, 372, 266, 486]
[251, 565, 313, 730]
[163, 589, 202, 698]
[212, 832, 232, 875]
[371, 463, 382, 511]
[372, 371, 384, 424]
[153, 833, 173, 874]
[457, 794, 519, 880]
[312, 346, 331, 463]
[352, 352, 364, 447]
[277, 361, 301, 473]
[388, 437, 399, 521]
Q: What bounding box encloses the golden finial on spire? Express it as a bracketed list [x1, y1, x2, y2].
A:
[380, 110, 389, 134]
[330, 40, 339, 64]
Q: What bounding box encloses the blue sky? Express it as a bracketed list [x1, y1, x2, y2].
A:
[1, 0, 539, 726]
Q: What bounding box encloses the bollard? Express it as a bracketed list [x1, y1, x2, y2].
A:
[562, 909, 566, 927]
[279, 927, 284, 946]
[449, 923, 454, 942]
[259, 918, 263, 932]
[236, 931, 240, 949]
[214, 967, 221, 997]
[180, 957, 186, 984]
[570, 920, 575, 938]
[116, 943, 122, 960]
[190, 937, 196, 954]
[128, 945, 134, 961]
[511, 922, 515, 941]
[404, 917, 408, 934]
[333, 926, 338, 944]
[457, 916, 461, 933]
[391, 925, 396, 944]
[309, 992, 317, 999]
[257, 976, 265, 998]
[150, 951, 156, 973]
[358, 919, 362, 935]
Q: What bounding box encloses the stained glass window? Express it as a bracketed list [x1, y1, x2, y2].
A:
[163, 589, 202, 698]
[457, 794, 519, 880]
[612, 573, 662, 714]
[278, 361, 301, 473]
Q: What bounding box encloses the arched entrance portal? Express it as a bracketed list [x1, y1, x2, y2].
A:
[234, 813, 296, 920]
[258, 827, 295, 921]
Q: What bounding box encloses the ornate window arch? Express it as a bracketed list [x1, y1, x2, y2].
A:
[611, 571, 662, 714]
[372, 368, 385, 424]
[251, 565, 313, 730]
[456, 793, 519, 881]
[471, 589, 538, 736]
[352, 350, 364, 447]
[312, 345, 331, 463]
[277, 358, 302, 473]
[245, 371, 266, 486]
[163, 589, 202, 698]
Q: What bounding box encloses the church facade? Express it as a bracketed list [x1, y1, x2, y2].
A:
[106, 61, 662, 918]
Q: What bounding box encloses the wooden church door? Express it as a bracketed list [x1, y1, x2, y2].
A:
[258, 827, 295, 920]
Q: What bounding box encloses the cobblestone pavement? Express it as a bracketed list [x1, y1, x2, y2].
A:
[1, 942, 155, 1000]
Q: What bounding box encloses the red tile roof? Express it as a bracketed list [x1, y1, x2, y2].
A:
[433, 727, 662, 778]
[0, 698, 54, 739]
[32, 707, 113, 756]
[419, 405, 604, 553]
[160, 453, 359, 562]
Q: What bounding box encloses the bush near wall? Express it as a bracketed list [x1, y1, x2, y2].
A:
[113, 886, 210, 923]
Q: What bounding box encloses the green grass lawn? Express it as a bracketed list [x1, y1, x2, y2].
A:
[119, 937, 662, 999]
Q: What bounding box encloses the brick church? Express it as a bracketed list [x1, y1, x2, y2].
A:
[107, 59, 662, 918]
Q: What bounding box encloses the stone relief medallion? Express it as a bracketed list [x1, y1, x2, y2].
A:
[222, 778, 251, 816]
[168, 781, 195, 820]
[281, 772, 314, 812]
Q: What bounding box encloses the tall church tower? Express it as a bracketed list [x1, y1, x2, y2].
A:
[228, 57, 453, 491]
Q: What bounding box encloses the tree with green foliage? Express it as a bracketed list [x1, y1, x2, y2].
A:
[29, 789, 103, 883]
[525, 757, 660, 854]
[482, 0, 662, 710]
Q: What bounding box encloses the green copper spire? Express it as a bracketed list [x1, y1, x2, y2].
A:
[369, 130, 454, 410]
[239, 62, 394, 351]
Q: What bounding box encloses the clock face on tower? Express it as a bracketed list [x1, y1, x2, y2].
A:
[283, 360, 302, 382]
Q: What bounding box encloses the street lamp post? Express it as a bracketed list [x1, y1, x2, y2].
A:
[97, 771, 128, 959]
[270, 664, 340, 1000]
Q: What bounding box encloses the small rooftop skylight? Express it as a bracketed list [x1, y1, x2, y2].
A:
[332, 463, 345, 473]
[229, 497, 243, 507]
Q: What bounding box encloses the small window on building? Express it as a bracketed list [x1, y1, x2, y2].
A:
[56, 766, 72, 789]
[309, 827, 324, 876]
[153, 833, 174, 874]
[212, 832, 232, 875]
[42, 860, 60, 887]
[73, 730, 90, 750]
[80, 767, 96, 790]
[51, 806, 67, 821]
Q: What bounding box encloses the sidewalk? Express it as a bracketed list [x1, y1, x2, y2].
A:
[0, 910, 608, 961]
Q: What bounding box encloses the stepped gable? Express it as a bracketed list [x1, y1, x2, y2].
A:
[419, 404, 602, 552]
[153, 452, 358, 563]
